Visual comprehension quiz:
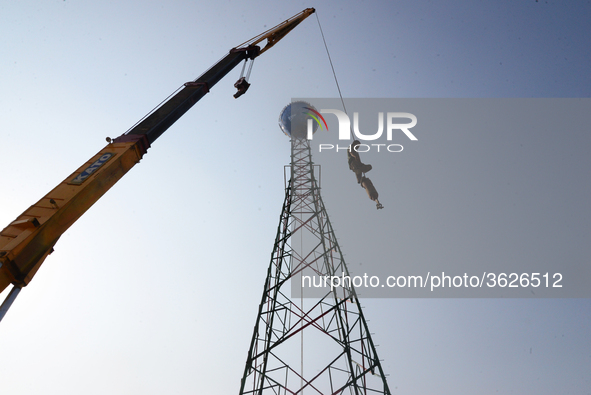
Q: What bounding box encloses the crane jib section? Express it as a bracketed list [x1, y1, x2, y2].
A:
[0, 7, 315, 305]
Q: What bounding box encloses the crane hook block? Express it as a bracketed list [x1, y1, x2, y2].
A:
[233, 77, 251, 99]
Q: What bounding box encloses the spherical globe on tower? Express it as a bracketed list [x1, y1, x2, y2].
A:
[279, 101, 319, 140]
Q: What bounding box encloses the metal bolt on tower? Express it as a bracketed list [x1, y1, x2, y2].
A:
[239, 102, 391, 395]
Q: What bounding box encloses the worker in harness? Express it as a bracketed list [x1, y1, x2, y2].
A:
[347, 140, 372, 184]
[347, 140, 383, 209]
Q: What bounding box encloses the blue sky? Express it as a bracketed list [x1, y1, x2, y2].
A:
[1, 1, 590, 394]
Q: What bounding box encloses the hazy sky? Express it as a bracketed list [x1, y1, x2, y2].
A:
[1, 1, 590, 394]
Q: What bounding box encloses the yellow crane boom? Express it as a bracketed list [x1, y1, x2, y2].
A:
[0, 8, 315, 321]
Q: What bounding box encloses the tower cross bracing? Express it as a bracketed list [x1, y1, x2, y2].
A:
[239, 135, 391, 395]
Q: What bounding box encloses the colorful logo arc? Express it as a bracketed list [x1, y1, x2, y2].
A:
[304, 107, 328, 131]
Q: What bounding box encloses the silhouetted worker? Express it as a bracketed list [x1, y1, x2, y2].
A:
[361, 176, 383, 209]
[347, 140, 372, 184]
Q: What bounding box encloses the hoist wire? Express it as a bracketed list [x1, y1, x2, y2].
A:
[239, 59, 247, 79]
[315, 11, 348, 117]
[315, 11, 364, 200]
[246, 58, 255, 81]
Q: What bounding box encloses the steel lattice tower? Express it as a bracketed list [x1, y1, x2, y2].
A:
[239, 103, 391, 395]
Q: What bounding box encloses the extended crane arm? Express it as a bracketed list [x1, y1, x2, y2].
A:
[0, 8, 315, 311]
[235, 7, 315, 56]
[125, 7, 315, 145]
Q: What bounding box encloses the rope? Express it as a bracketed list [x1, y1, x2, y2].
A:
[315, 12, 348, 117]
[316, 11, 367, 195]
[315, 11, 359, 168]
